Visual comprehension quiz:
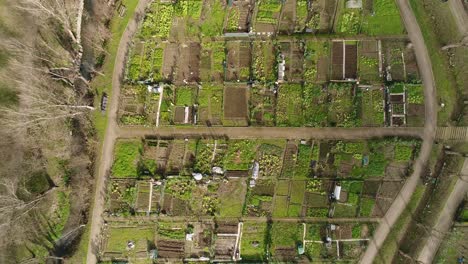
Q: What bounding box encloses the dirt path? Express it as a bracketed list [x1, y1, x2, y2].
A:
[417, 158, 468, 263]
[449, 0, 468, 37]
[85, 1, 152, 263]
[118, 126, 424, 139]
[360, 0, 438, 263]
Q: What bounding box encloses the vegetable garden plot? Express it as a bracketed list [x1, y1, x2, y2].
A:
[335, 5, 362, 35]
[245, 180, 275, 217]
[256, 142, 286, 179]
[174, 42, 201, 84]
[156, 222, 186, 259]
[161, 42, 179, 80]
[139, 1, 174, 38]
[278, 41, 304, 82]
[223, 84, 249, 126]
[358, 40, 381, 83]
[200, 41, 225, 82]
[331, 40, 358, 80]
[134, 181, 151, 213]
[252, 40, 277, 83]
[225, 41, 251, 82]
[225, 0, 255, 32]
[223, 140, 256, 171]
[327, 82, 359, 127]
[360, 87, 385, 127]
[303, 40, 330, 83]
[303, 84, 328, 127]
[276, 83, 304, 126]
[119, 85, 155, 126]
[166, 140, 190, 175]
[317, 0, 338, 33]
[112, 140, 142, 178]
[200, 0, 227, 37]
[185, 222, 214, 258]
[173, 86, 198, 124]
[107, 180, 137, 215]
[198, 84, 223, 126]
[278, 0, 296, 34]
[280, 141, 299, 178]
[381, 40, 407, 82]
[249, 84, 276, 126]
[406, 84, 425, 126]
[254, 0, 283, 33]
[194, 139, 227, 174]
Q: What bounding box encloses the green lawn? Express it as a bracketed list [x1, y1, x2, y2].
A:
[361, 0, 404, 35]
[272, 196, 289, 217]
[218, 179, 246, 217]
[270, 222, 302, 251]
[111, 140, 142, 177]
[241, 222, 268, 261]
[106, 227, 155, 252]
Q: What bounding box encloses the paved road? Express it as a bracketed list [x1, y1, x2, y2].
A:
[417, 159, 468, 263]
[360, 0, 438, 263]
[85, 1, 152, 263]
[449, 0, 468, 37]
[118, 126, 424, 139]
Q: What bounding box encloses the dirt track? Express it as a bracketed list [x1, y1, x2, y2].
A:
[118, 126, 424, 139]
[85, 1, 152, 263]
[449, 0, 468, 37]
[359, 0, 437, 263]
[417, 158, 468, 263]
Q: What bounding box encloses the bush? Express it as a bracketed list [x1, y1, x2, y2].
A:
[394, 145, 413, 162]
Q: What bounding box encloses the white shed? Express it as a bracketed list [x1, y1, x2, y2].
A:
[334, 184, 342, 201]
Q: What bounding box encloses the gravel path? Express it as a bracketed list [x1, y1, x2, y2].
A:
[359, 0, 437, 263]
[85, 1, 152, 263]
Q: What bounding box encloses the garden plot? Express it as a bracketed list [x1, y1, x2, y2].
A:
[280, 141, 299, 178]
[253, 0, 283, 33]
[381, 39, 417, 82]
[317, 0, 339, 33]
[303, 179, 331, 217]
[225, 41, 251, 82]
[143, 139, 170, 176]
[217, 178, 247, 217]
[169, 0, 204, 39]
[173, 86, 198, 125]
[311, 138, 419, 180]
[303, 84, 328, 127]
[223, 84, 249, 126]
[245, 180, 275, 216]
[333, 181, 364, 218]
[161, 178, 193, 215]
[256, 141, 286, 179]
[406, 84, 425, 126]
[139, 1, 175, 38]
[240, 222, 268, 261]
[249, 84, 276, 126]
[102, 225, 155, 261]
[199, 0, 227, 37]
[198, 83, 223, 126]
[126, 41, 165, 82]
[273, 180, 306, 217]
[327, 82, 359, 127]
[361, 0, 404, 36]
[214, 221, 240, 260]
[331, 40, 358, 80]
[119, 84, 158, 126]
[185, 222, 214, 259]
[278, 41, 305, 82]
[303, 40, 330, 83]
[200, 41, 225, 82]
[223, 140, 257, 171]
[156, 221, 186, 259]
[174, 42, 201, 84]
[360, 86, 385, 127]
[358, 40, 381, 83]
[225, 0, 255, 32]
[134, 181, 151, 213]
[270, 222, 302, 261]
[161, 42, 178, 81]
[276, 83, 304, 126]
[111, 140, 143, 178]
[252, 40, 277, 83]
[335, 2, 362, 35]
[194, 139, 228, 174]
[166, 139, 196, 175]
[277, 0, 296, 34]
[387, 83, 407, 126]
[107, 179, 137, 216]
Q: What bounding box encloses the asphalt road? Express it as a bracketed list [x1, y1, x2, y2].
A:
[359, 0, 437, 263]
